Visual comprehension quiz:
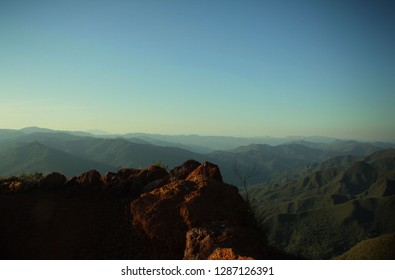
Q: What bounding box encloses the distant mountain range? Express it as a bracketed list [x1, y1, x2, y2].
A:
[249, 149, 395, 259]
[0, 141, 113, 177]
[1, 127, 394, 187]
[1, 127, 394, 259]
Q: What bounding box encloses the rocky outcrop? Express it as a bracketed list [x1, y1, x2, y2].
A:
[184, 224, 271, 260]
[2, 173, 66, 192]
[100, 171, 117, 186]
[169, 159, 201, 180]
[7, 180, 25, 192]
[208, 248, 254, 260]
[117, 168, 140, 181]
[76, 170, 102, 188]
[131, 179, 191, 258]
[106, 165, 169, 197]
[131, 160, 269, 259]
[1, 160, 271, 260]
[0, 178, 34, 193]
[62, 165, 169, 198]
[39, 172, 66, 189]
[138, 165, 169, 185]
[185, 161, 223, 182]
[1, 178, 20, 193]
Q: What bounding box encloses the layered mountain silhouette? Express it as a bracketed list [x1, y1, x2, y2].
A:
[0, 128, 388, 186]
[0, 141, 113, 176]
[1, 128, 394, 259]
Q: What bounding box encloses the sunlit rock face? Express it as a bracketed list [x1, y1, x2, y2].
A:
[131, 160, 269, 259]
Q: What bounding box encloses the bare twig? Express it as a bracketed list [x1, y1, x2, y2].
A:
[232, 162, 259, 207]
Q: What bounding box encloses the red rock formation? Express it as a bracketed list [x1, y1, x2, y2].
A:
[184, 224, 270, 260]
[99, 166, 169, 198]
[140, 160, 201, 193]
[100, 171, 117, 186]
[180, 180, 248, 228]
[117, 168, 140, 181]
[131, 160, 268, 259]
[208, 248, 253, 260]
[137, 165, 168, 185]
[76, 170, 102, 188]
[131, 180, 192, 258]
[169, 160, 201, 180]
[185, 161, 223, 182]
[0, 160, 271, 260]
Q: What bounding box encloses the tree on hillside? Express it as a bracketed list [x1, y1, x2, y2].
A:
[232, 162, 259, 208]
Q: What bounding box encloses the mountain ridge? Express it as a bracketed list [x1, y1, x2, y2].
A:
[0, 127, 392, 187]
[249, 148, 395, 259]
[0, 141, 113, 177]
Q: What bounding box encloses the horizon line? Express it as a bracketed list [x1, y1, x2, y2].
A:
[1, 126, 395, 144]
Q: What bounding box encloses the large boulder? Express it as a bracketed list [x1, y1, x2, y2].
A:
[131, 161, 265, 259]
[184, 224, 270, 260]
[39, 172, 66, 189]
[117, 168, 140, 181]
[141, 160, 201, 193]
[179, 180, 248, 228]
[76, 170, 102, 188]
[185, 161, 223, 182]
[107, 166, 169, 198]
[131, 180, 192, 258]
[169, 160, 201, 181]
[137, 165, 168, 185]
[100, 171, 117, 186]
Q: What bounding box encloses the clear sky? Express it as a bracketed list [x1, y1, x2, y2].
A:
[1, 0, 394, 141]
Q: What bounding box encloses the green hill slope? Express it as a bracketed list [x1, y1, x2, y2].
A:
[0, 142, 113, 177]
[335, 232, 395, 259]
[250, 149, 395, 259]
[0, 128, 392, 187]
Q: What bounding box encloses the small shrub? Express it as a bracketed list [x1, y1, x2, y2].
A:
[19, 172, 44, 182]
[153, 161, 169, 171]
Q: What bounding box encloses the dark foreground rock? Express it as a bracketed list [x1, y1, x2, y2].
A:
[0, 160, 274, 260]
[39, 172, 66, 189]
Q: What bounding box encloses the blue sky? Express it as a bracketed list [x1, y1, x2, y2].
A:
[1, 0, 394, 141]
